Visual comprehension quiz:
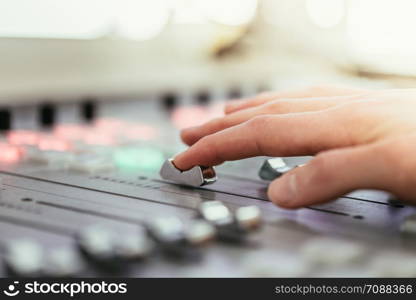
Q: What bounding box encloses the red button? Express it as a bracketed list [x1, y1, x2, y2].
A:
[122, 124, 158, 141]
[53, 124, 87, 140]
[0, 143, 22, 163]
[171, 106, 210, 129]
[38, 136, 72, 151]
[94, 118, 128, 132]
[82, 130, 116, 146]
[7, 130, 40, 146]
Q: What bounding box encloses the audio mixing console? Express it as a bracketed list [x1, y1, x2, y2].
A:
[1, 92, 416, 277]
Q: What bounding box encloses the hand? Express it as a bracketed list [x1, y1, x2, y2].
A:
[173, 85, 416, 208]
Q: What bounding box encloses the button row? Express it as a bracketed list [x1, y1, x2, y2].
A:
[22, 145, 167, 174]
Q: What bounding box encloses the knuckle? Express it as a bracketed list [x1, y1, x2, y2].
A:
[211, 117, 227, 130]
[247, 115, 271, 131]
[196, 135, 219, 160]
[330, 102, 372, 131]
[197, 135, 212, 149]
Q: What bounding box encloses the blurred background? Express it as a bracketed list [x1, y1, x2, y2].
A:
[2, 0, 416, 105]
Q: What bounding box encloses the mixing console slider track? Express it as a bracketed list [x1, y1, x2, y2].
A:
[159, 158, 217, 187]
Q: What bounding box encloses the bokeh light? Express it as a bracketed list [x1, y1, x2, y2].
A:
[113, 147, 165, 172]
[306, 0, 345, 29]
[115, 0, 170, 40]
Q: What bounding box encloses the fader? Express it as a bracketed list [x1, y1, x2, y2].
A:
[258, 157, 304, 180]
[159, 158, 217, 187]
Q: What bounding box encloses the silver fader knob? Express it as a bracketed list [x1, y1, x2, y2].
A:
[146, 217, 186, 245]
[147, 217, 215, 246]
[259, 158, 303, 180]
[159, 158, 217, 187]
[185, 220, 216, 246]
[400, 213, 416, 235]
[198, 201, 234, 227]
[235, 206, 262, 231]
[77, 225, 154, 271]
[146, 217, 201, 259]
[44, 247, 85, 277]
[198, 201, 261, 243]
[5, 239, 44, 277]
[77, 225, 120, 271]
[115, 233, 155, 261]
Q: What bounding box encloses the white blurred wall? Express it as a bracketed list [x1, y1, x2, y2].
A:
[1, 0, 415, 104]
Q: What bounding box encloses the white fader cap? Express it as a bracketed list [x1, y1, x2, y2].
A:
[159, 158, 217, 187]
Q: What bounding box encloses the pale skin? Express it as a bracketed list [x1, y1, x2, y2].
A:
[173, 85, 416, 208]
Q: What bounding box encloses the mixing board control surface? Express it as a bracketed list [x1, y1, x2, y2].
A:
[0, 98, 415, 277]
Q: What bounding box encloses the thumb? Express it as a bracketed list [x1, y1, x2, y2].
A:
[267, 141, 406, 208]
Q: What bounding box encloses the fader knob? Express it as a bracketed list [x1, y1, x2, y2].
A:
[259, 158, 303, 180]
[400, 213, 416, 235]
[44, 247, 86, 277]
[185, 220, 216, 246]
[198, 201, 234, 227]
[5, 239, 44, 277]
[76, 225, 121, 271]
[146, 217, 199, 259]
[235, 206, 262, 231]
[115, 232, 155, 261]
[198, 201, 247, 243]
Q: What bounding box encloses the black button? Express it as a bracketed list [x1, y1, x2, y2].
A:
[161, 93, 178, 110]
[81, 98, 96, 122]
[228, 88, 242, 100]
[195, 91, 211, 105]
[0, 109, 11, 131]
[39, 103, 55, 127]
[256, 84, 269, 93]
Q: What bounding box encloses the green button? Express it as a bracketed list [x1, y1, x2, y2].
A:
[113, 147, 165, 172]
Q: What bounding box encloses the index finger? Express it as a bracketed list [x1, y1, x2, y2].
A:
[173, 109, 358, 170]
